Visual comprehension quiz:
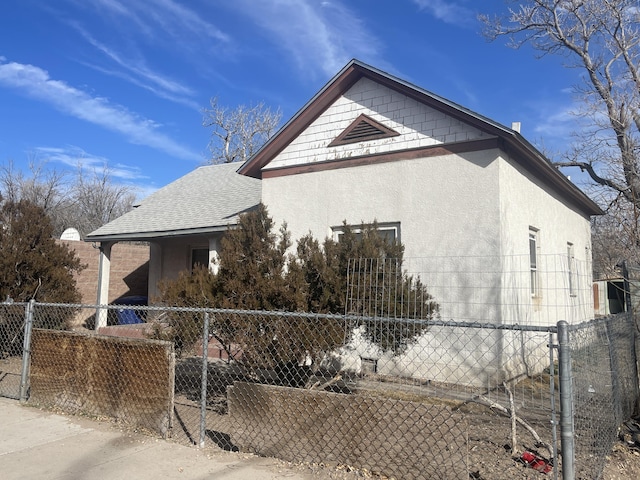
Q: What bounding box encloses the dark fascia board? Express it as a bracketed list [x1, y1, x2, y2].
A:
[237, 60, 363, 178]
[238, 59, 602, 217]
[85, 224, 235, 243]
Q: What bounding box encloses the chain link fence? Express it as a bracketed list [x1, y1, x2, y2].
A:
[0, 255, 638, 479]
[568, 312, 639, 479]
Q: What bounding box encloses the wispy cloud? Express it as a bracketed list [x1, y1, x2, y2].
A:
[34, 146, 147, 181]
[412, 0, 476, 27]
[0, 60, 201, 161]
[534, 107, 576, 139]
[72, 24, 195, 97]
[55, 0, 232, 105]
[77, 60, 201, 110]
[231, 0, 382, 77]
[69, 23, 201, 110]
[91, 0, 230, 44]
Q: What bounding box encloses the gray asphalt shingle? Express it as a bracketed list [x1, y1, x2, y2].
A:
[86, 162, 261, 241]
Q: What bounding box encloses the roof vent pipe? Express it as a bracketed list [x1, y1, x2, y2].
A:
[511, 122, 521, 133]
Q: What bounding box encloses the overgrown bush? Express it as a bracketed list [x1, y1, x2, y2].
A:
[157, 204, 438, 371]
[0, 199, 84, 332]
[0, 200, 84, 356]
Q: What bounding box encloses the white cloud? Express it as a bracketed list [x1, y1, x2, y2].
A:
[231, 0, 382, 77]
[34, 146, 146, 181]
[56, 0, 232, 103]
[0, 60, 201, 161]
[534, 106, 576, 138]
[72, 25, 195, 97]
[69, 24, 201, 110]
[78, 60, 201, 111]
[92, 0, 230, 43]
[412, 0, 476, 26]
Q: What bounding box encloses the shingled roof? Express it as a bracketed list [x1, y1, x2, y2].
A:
[86, 162, 261, 241]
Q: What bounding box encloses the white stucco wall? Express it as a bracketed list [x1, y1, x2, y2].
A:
[497, 153, 593, 326]
[263, 149, 502, 260]
[148, 234, 222, 299]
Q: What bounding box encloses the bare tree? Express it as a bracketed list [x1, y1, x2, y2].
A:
[0, 160, 72, 234]
[67, 166, 137, 237]
[203, 97, 281, 164]
[0, 160, 137, 238]
[481, 0, 640, 270]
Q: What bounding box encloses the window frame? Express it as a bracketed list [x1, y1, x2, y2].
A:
[567, 242, 577, 296]
[332, 222, 401, 244]
[529, 227, 539, 297]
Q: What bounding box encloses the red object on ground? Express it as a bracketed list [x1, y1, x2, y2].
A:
[520, 451, 553, 474]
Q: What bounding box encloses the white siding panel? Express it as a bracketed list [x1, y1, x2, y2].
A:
[266, 78, 488, 170]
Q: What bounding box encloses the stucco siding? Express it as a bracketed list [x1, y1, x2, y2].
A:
[266, 78, 490, 170]
[262, 149, 502, 261]
[148, 234, 222, 299]
[496, 154, 593, 327]
[498, 153, 592, 258]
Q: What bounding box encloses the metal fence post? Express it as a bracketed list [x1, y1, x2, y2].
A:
[199, 311, 210, 448]
[549, 331, 559, 480]
[557, 320, 575, 480]
[19, 299, 35, 403]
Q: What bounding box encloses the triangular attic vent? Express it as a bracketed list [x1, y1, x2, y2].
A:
[328, 114, 400, 147]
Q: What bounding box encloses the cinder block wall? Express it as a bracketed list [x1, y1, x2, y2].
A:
[59, 240, 149, 305]
[227, 382, 468, 479]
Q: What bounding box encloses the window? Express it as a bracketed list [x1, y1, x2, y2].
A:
[567, 242, 576, 296]
[529, 228, 539, 296]
[191, 248, 209, 270]
[332, 222, 400, 243]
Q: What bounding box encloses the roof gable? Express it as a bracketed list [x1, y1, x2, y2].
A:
[263, 76, 488, 172]
[238, 59, 602, 217]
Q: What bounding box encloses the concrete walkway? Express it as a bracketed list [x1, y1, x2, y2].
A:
[0, 397, 320, 480]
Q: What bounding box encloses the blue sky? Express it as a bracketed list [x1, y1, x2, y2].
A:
[0, 0, 582, 199]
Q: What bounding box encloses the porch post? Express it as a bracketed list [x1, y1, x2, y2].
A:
[95, 241, 114, 330]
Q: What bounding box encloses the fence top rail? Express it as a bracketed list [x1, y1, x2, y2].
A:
[565, 311, 633, 332]
[29, 301, 562, 333]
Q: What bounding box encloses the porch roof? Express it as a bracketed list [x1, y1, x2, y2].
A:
[86, 162, 261, 242]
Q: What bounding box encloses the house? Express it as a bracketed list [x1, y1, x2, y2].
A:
[87, 60, 601, 384]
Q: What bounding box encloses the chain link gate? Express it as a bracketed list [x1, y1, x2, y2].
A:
[0, 301, 29, 400]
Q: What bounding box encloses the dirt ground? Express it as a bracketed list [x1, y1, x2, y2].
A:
[169, 360, 640, 480]
[602, 444, 640, 480]
[4, 353, 640, 479]
[601, 418, 640, 480]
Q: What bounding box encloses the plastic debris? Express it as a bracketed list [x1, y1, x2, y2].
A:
[520, 451, 553, 473]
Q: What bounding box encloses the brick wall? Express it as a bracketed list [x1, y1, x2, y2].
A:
[59, 240, 149, 305]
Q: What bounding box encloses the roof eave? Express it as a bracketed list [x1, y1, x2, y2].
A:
[238, 60, 364, 178]
[85, 224, 237, 243]
[500, 133, 603, 216]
